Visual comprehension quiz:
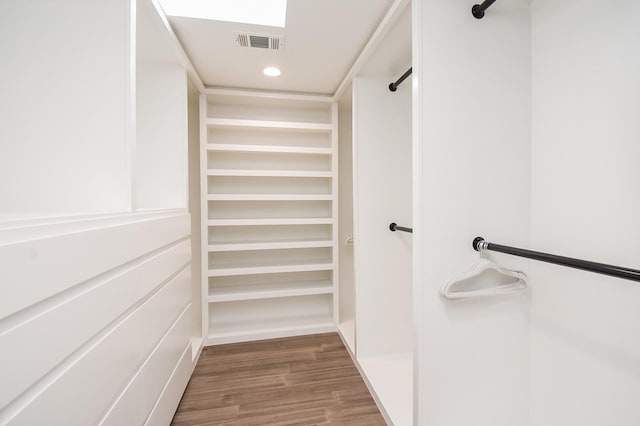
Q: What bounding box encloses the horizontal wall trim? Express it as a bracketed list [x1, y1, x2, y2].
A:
[0, 212, 190, 320]
[0, 210, 188, 246]
[0, 266, 192, 424]
[0, 240, 191, 409]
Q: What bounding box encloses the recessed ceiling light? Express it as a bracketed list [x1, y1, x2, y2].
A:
[159, 0, 287, 28]
[263, 67, 282, 77]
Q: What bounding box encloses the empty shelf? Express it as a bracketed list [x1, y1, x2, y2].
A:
[208, 262, 334, 277]
[208, 280, 333, 302]
[208, 218, 334, 226]
[208, 240, 333, 252]
[206, 169, 333, 178]
[207, 314, 335, 345]
[207, 118, 333, 133]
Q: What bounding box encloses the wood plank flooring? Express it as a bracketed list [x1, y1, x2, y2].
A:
[171, 333, 387, 425]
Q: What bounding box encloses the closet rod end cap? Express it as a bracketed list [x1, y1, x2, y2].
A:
[472, 4, 485, 19]
[473, 236, 485, 251]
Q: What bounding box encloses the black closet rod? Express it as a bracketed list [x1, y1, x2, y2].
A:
[389, 223, 413, 233]
[388, 67, 412, 92]
[472, 0, 497, 19]
[473, 237, 640, 282]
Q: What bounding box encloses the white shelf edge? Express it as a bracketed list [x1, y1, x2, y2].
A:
[208, 282, 333, 303]
[338, 320, 356, 356]
[206, 143, 332, 155]
[206, 194, 333, 201]
[207, 218, 334, 226]
[207, 262, 334, 277]
[207, 118, 332, 132]
[206, 169, 333, 178]
[208, 240, 334, 251]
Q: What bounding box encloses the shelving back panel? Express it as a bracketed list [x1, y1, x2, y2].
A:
[207, 200, 332, 220]
[210, 270, 332, 291]
[208, 247, 332, 269]
[201, 91, 338, 344]
[207, 151, 331, 172]
[208, 224, 332, 244]
[207, 95, 332, 123]
[207, 128, 331, 148]
[208, 294, 334, 336]
[207, 176, 332, 195]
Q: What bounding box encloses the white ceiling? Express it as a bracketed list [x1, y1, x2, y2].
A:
[165, 0, 395, 95]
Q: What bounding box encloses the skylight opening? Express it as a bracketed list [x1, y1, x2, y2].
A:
[159, 0, 288, 28]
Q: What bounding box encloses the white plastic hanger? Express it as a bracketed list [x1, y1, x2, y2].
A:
[440, 256, 528, 300]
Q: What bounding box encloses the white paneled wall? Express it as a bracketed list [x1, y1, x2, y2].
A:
[353, 77, 413, 359]
[530, 1, 640, 425]
[0, 213, 193, 425]
[413, 0, 531, 424]
[352, 76, 413, 425]
[0, 0, 197, 424]
[0, 0, 131, 214]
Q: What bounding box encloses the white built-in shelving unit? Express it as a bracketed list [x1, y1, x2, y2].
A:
[200, 89, 338, 345]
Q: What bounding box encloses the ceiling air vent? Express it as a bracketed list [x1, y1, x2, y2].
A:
[235, 32, 284, 50]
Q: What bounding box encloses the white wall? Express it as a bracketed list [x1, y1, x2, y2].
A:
[413, 0, 531, 424]
[136, 64, 188, 210]
[353, 77, 413, 358]
[136, 0, 188, 210]
[0, 0, 132, 215]
[529, 1, 640, 424]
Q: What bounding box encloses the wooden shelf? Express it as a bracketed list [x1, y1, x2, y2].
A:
[207, 118, 332, 133]
[208, 239, 333, 252]
[207, 218, 334, 226]
[206, 169, 332, 178]
[208, 280, 333, 302]
[207, 194, 332, 201]
[206, 143, 332, 155]
[208, 261, 333, 277]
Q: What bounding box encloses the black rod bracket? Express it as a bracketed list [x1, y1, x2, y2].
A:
[472, 0, 497, 19]
[389, 67, 413, 92]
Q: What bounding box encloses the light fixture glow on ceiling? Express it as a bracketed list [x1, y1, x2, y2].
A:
[159, 0, 287, 28]
[263, 67, 282, 77]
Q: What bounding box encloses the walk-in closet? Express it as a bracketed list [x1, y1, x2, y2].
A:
[2, 0, 639, 425]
